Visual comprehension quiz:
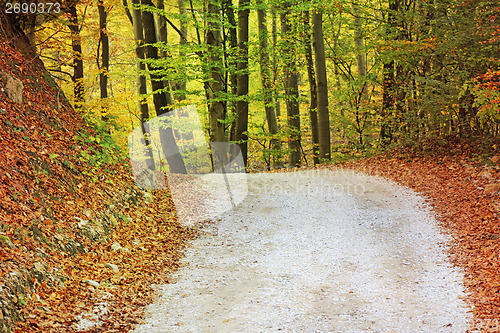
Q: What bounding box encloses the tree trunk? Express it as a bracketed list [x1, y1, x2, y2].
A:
[352, 0, 367, 100]
[123, 0, 133, 24]
[222, 0, 238, 115]
[130, 0, 155, 171]
[174, 0, 188, 102]
[141, 0, 187, 173]
[205, 0, 226, 144]
[281, 2, 301, 167]
[233, 0, 250, 166]
[68, 5, 84, 110]
[131, 0, 149, 124]
[302, 11, 319, 166]
[332, 16, 345, 139]
[257, 0, 282, 168]
[141, 0, 168, 113]
[98, 0, 109, 123]
[380, 0, 399, 145]
[312, 11, 330, 161]
[381, 60, 394, 144]
[155, 0, 173, 107]
[271, 9, 281, 118]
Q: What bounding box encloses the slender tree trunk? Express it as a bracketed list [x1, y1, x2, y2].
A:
[122, 0, 133, 24]
[155, 0, 173, 106]
[131, 0, 149, 124]
[302, 11, 319, 166]
[68, 5, 84, 110]
[174, 0, 188, 102]
[395, 63, 406, 134]
[352, 0, 367, 100]
[205, 0, 226, 144]
[222, 0, 238, 114]
[233, 0, 250, 166]
[417, 0, 433, 139]
[257, 0, 282, 168]
[141, 0, 187, 173]
[281, 2, 301, 167]
[458, 89, 474, 137]
[141, 0, 168, 113]
[225, 0, 238, 146]
[131, 0, 155, 170]
[332, 16, 345, 139]
[98, 0, 109, 123]
[271, 9, 281, 118]
[380, 0, 398, 145]
[381, 60, 394, 144]
[312, 10, 330, 161]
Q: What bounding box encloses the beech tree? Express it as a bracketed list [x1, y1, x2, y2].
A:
[257, 0, 282, 168]
[312, 9, 330, 161]
[302, 10, 319, 165]
[204, 0, 226, 145]
[67, 5, 84, 110]
[140, 0, 187, 173]
[233, 0, 250, 165]
[281, 0, 301, 167]
[98, 0, 109, 122]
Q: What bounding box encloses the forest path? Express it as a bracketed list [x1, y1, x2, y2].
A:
[133, 169, 471, 332]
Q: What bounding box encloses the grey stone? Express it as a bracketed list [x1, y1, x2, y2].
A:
[0, 71, 23, 105]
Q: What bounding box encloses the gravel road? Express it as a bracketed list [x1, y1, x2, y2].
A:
[133, 169, 471, 332]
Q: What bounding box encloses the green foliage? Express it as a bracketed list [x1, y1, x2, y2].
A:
[16, 294, 27, 307]
[31, 0, 500, 171]
[69, 110, 127, 181]
[0, 235, 11, 247]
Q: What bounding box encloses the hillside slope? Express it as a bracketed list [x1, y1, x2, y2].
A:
[0, 13, 194, 333]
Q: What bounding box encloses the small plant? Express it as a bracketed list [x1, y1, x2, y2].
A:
[72, 118, 126, 182]
[17, 294, 27, 307]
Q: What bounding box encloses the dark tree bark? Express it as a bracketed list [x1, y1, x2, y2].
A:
[155, 0, 173, 106]
[173, 0, 188, 102]
[257, 0, 282, 168]
[380, 0, 399, 145]
[381, 59, 394, 145]
[271, 9, 281, 118]
[68, 5, 84, 110]
[98, 0, 109, 122]
[352, 0, 367, 100]
[302, 11, 319, 166]
[122, 0, 133, 24]
[312, 10, 330, 161]
[233, 0, 250, 166]
[205, 0, 226, 144]
[224, 0, 238, 147]
[222, 0, 238, 108]
[130, 0, 155, 170]
[281, 2, 301, 167]
[141, 0, 169, 113]
[141, 0, 187, 173]
[131, 0, 149, 124]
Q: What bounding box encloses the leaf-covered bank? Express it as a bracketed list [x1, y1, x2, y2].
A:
[0, 13, 194, 333]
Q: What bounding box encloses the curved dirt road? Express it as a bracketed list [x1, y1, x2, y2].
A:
[133, 169, 471, 332]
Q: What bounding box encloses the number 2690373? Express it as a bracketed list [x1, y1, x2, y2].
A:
[5, 2, 61, 14]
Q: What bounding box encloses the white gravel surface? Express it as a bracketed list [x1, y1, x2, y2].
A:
[133, 169, 472, 333]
